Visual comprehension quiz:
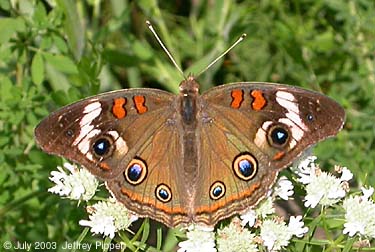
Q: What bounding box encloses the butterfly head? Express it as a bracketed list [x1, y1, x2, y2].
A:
[179, 75, 200, 95]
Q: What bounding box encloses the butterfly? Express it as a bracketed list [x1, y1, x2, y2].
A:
[35, 22, 345, 227]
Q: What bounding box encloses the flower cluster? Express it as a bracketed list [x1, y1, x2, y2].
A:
[343, 187, 375, 238]
[47, 156, 375, 250]
[48, 162, 98, 201]
[178, 215, 308, 252]
[292, 156, 353, 208]
[47, 163, 138, 238]
[79, 199, 138, 238]
[176, 156, 374, 251]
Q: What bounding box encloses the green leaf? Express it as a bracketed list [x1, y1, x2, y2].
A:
[343, 237, 355, 252]
[56, 0, 85, 60]
[0, 17, 26, 43]
[132, 41, 153, 60]
[33, 2, 47, 26]
[31, 52, 44, 85]
[43, 52, 79, 74]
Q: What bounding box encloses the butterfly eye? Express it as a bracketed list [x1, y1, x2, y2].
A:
[233, 153, 258, 181]
[267, 125, 290, 148]
[155, 184, 172, 203]
[93, 137, 112, 156]
[124, 158, 147, 185]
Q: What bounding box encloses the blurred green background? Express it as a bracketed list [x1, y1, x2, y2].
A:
[0, 0, 374, 251]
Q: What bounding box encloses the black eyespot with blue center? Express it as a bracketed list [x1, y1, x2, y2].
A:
[155, 184, 172, 203]
[233, 153, 258, 181]
[268, 125, 290, 148]
[127, 163, 142, 181]
[210, 181, 226, 200]
[124, 158, 147, 185]
[239, 159, 254, 177]
[93, 138, 111, 156]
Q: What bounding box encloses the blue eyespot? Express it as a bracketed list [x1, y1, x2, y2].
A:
[233, 153, 258, 181]
[239, 159, 254, 177]
[155, 184, 172, 202]
[127, 164, 142, 182]
[124, 158, 147, 185]
[158, 189, 169, 200]
[93, 138, 110, 156]
[270, 127, 289, 146]
[210, 181, 226, 200]
[212, 186, 223, 197]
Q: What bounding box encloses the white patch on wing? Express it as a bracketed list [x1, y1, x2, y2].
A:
[107, 130, 129, 155]
[276, 91, 296, 101]
[276, 91, 308, 131]
[278, 117, 303, 147]
[77, 129, 101, 157]
[72, 102, 102, 158]
[254, 121, 273, 148]
[73, 124, 93, 145]
[85, 153, 94, 162]
[83, 99, 100, 113]
[79, 105, 102, 128]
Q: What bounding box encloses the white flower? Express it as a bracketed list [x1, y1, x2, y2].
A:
[304, 171, 349, 208]
[80, 215, 116, 238]
[240, 197, 275, 227]
[288, 216, 308, 238]
[340, 167, 353, 182]
[79, 199, 138, 239]
[292, 156, 353, 208]
[343, 188, 375, 238]
[292, 156, 317, 184]
[260, 219, 291, 251]
[361, 186, 374, 201]
[216, 219, 258, 252]
[274, 176, 294, 200]
[48, 162, 98, 201]
[178, 225, 216, 252]
[240, 209, 257, 227]
[297, 160, 352, 208]
[260, 216, 308, 251]
[256, 197, 275, 218]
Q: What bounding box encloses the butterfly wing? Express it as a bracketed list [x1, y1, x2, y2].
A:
[35, 89, 176, 180]
[192, 82, 345, 225]
[105, 115, 192, 227]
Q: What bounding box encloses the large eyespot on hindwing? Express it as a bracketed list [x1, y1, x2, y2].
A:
[155, 184, 172, 203]
[266, 123, 291, 149]
[232, 153, 258, 181]
[209, 181, 226, 200]
[124, 158, 148, 185]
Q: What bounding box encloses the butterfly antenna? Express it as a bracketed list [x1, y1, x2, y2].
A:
[197, 33, 247, 77]
[146, 20, 185, 78]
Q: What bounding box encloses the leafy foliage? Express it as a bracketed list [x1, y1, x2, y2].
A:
[0, 0, 374, 251]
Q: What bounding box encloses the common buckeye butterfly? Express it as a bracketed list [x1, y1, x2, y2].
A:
[35, 22, 345, 228]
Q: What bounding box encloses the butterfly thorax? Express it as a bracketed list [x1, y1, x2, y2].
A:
[179, 76, 199, 125]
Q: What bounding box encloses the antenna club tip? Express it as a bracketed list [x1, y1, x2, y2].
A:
[241, 33, 247, 39]
[146, 20, 151, 26]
